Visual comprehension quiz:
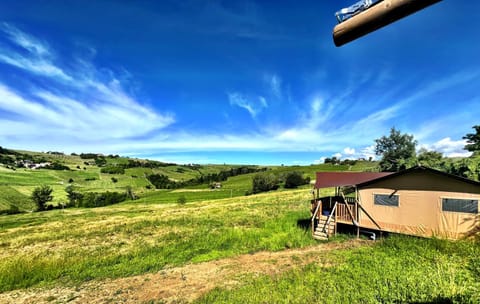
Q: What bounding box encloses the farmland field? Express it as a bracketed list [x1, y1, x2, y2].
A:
[1, 189, 479, 303]
[0, 151, 478, 303]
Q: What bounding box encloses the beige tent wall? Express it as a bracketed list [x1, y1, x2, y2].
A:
[357, 171, 480, 239]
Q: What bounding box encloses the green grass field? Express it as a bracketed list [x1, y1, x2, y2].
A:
[197, 236, 480, 303]
[0, 190, 316, 292]
[2, 150, 477, 302]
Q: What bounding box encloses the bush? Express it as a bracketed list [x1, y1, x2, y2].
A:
[0, 205, 23, 215]
[65, 185, 83, 207]
[252, 173, 279, 194]
[284, 171, 310, 189]
[44, 162, 70, 170]
[100, 166, 125, 174]
[147, 174, 177, 189]
[177, 195, 187, 204]
[111, 177, 118, 183]
[31, 185, 53, 211]
[78, 191, 127, 208]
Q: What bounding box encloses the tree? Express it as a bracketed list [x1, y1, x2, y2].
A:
[374, 127, 417, 172]
[463, 125, 480, 153]
[31, 185, 53, 211]
[65, 185, 83, 207]
[252, 173, 279, 194]
[284, 171, 310, 189]
[417, 148, 444, 169]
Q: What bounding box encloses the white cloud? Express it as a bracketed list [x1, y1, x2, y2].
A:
[333, 152, 342, 158]
[0, 24, 174, 147]
[360, 145, 377, 160]
[314, 157, 326, 164]
[421, 137, 471, 158]
[1, 22, 49, 56]
[228, 92, 267, 117]
[269, 74, 282, 99]
[343, 147, 355, 155]
[0, 23, 72, 81]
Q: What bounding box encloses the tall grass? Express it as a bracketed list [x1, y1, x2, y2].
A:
[0, 190, 316, 292]
[197, 235, 480, 304]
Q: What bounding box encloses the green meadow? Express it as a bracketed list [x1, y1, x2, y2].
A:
[0, 150, 478, 303]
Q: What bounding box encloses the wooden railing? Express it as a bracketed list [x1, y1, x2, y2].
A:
[311, 201, 321, 235]
[322, 202, 337, 234]
[336, 203, 356, 223]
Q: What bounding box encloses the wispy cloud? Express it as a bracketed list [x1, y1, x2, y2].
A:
[0, 23, 72, 81]
[0, 24, 174, 149]
[1, 22, 49, 56]
[228, 92, 268, 117]
[267, 74, 282, 99]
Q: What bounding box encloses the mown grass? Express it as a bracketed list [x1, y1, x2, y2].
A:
[0, 190, 316, 292]
[0, 186, 32, 212]
[197, 235, 480, 304]
[0, 151, 378, 213]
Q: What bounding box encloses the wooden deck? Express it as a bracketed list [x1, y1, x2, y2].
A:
[311, 196, 383, 239]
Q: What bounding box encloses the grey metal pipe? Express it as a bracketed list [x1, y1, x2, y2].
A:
[333, 0, 443, 47]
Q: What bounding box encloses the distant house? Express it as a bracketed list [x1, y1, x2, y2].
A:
[211, 182, 222, 189]
[15, 160, 51, 169]
[311, 166, 480, 240]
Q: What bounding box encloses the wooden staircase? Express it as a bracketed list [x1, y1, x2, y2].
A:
[313, 214, 335, 240]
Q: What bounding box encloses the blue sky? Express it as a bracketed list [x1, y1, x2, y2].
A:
[0, 1, 478, 165]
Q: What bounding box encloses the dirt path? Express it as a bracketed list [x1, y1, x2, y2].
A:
[0, 240, 369, 304]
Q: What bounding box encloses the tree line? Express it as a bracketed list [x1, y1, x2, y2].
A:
[147, 166, 268, 189]
[30, 184, 134, 211]
[250, 171, 311, 195]
[373, 125, 480, 180]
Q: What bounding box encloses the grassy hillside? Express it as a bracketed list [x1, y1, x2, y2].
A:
[0, 188, 478, 303]
[0, 149, 478, 302]
[0, 190, 316, 291]
[0, 148, 379, 213]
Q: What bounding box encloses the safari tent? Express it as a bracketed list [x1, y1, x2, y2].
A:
[311, 166, 480, 240]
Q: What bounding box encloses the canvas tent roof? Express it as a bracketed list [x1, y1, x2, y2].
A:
[356, 166, 480, 188]
[314, 172, 393, 189]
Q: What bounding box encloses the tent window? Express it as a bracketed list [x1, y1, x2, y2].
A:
[374, 194, 399, 207]
[442, 198, 478, 214]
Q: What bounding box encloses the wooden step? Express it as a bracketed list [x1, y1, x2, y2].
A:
[313, 232, 328, 240]
[315, 225, 335, 232]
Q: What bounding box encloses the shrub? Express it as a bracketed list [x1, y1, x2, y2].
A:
[31, 185, 53, 211]
[111, 177, 118, 183]
[0, 205, 22, 215]
[252, 173, 279, 194]
[44, 162, 70, 170]
[284, 171, 310, 189]
[177, 195, 187, 204]
[78, 191, 127, 208]
[65, 185, 83, 207]
[147, 174, 177, 189]
[100, 166, 125, 174]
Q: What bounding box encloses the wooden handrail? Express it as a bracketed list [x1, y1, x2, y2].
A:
[341, 193, 359, 226]
[322, 202, 337, 234]
[311, 200, 321, 235]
